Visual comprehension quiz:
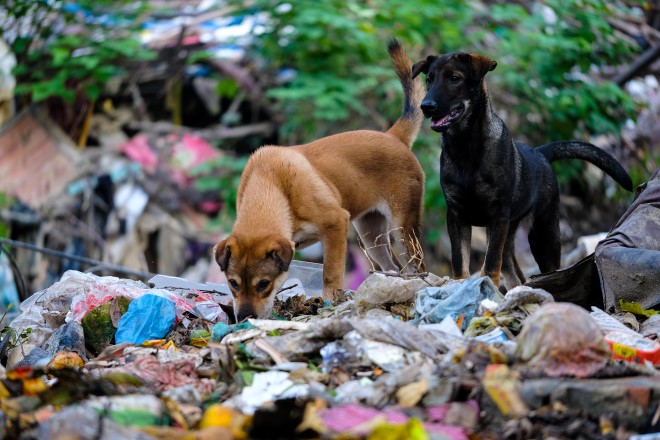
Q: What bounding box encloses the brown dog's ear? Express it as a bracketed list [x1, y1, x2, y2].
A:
[412, 55, 436, 79]
[214, 239, 231, 271]
[268, 238, 295, 272]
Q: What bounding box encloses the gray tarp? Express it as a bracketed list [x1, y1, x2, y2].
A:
[595, 167, 660, 312]
[527, 168, 660, 312]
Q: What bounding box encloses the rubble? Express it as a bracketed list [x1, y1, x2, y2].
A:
[0, 265, 657, 439]
[0, 4, 657, 436]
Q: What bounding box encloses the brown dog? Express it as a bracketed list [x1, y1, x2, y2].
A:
[214, 39, 426, 321]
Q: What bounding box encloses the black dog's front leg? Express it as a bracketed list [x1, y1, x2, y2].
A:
[447, 210, 472, 279]
[482, 219, 509, 287]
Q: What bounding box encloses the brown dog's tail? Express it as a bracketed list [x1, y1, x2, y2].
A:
[537, 141, 633, 191]
[386, 39, 425, 148]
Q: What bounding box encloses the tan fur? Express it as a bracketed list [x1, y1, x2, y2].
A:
[215, 40, 426, 321]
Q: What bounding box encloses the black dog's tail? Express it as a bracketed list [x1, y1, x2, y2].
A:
[386, 39, 425, 148]
[537, 141, 633, 191]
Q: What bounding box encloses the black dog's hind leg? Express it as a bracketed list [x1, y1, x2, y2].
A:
[528, 199, 561, 273]
[447, 211, 472, 279]
[501, 221, 525, 289]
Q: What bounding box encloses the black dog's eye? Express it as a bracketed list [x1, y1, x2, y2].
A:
[256, 279, 270, 293]
[449, 75, 461, 83]
[426, 75, 433, 85]
[229, 279, 239, 290]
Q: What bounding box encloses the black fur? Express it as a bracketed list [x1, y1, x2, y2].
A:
[416, 52, 632, 288]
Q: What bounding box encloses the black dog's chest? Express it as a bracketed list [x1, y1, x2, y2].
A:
[441, 168, 510, 226]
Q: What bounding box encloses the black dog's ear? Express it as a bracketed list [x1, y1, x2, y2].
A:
[455, 53, 497, 79]
[214, 239, 231, 271]
[268, 238, 295, 272]
[470, 53, 497, 77]
[412, 55, 436, 79]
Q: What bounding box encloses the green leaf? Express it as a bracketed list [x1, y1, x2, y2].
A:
[85, 84, 101, 101]
[216, 78, 239, 98]
[51, 47, 70, 66]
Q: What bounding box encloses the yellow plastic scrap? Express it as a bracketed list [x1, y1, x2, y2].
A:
[22, 377, 47, 397]
[0, 380, 10, 399]
[139, 426, 233, 440]
[482, 364, 529, 417]
[141, 339, 178, 351]
[48, 351, 85, 369]
[296, 398, 328, 434]
[200, 404, 248, 439]
[396, 380, 429, 408]
[190, 337, 208, 348]
[367, 418, 429, 440]
[620, 300, 659, 318]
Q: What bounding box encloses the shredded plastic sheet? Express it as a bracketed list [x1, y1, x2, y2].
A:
[413, 277, 504, 330]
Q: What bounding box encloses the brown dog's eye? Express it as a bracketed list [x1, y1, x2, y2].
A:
[256, 279, 270, 293]
[229, 279, 239, 290]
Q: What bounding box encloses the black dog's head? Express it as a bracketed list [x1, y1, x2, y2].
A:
[412, 52, 497, 132]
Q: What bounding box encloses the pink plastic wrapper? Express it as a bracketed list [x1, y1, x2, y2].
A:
[319, 404, 468, 439]
[66, 278, 195, 324]
[120, 133, 219, 186]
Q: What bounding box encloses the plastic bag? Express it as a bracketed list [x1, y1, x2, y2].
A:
[413, 277, 503, 329]
[115, 294, 176, 344]
[355, 273, 448, 313]
[515, 302, 610, 377]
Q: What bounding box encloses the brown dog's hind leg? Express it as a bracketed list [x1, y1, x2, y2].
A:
[354, 211, 401, 272]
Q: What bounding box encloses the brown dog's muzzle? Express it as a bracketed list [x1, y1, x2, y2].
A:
[235, 305, 257, 323]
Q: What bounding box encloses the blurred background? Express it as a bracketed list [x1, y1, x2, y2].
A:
[0, 0, 658, 302]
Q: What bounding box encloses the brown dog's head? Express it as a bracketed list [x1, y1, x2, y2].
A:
[214, 233, 295, 322]
[412, 52, 497, 132]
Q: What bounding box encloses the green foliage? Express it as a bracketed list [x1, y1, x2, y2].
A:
[487, 0, 640, 143]
[2, 0, 154, 105]
[228, 0, 474, 141]
[216, 0, 642, 247]
[0, 193, 12, 239]
[0, 304, 30, 350]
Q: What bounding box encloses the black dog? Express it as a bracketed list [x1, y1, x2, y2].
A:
[412, 52, 633, 289]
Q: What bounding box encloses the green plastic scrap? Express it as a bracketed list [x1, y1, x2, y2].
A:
[210, 321, 256, 342]
[620, 300, 659, 318]
[367, 418, 428, 440]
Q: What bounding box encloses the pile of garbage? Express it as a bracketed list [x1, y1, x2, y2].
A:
[1, 267, 659, 439]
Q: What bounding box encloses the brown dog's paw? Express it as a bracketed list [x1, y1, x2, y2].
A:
[331, 288, 348, 306]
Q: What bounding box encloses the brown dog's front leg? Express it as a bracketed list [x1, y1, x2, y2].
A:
[482, 219, 509, 287]
[320, 210, 350, 300]
[447, 211, 471, 279]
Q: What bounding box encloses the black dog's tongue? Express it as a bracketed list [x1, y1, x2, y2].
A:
[432, 115, 451, 128]
[432, 108, 461, 128]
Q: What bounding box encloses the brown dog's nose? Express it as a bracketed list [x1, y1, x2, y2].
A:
[236, 307, 257, 323]
[421, 100, 437, 115]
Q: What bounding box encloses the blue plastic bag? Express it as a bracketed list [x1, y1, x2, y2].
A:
[413, 277, 503, 330]
[115, 294, 176, 344]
